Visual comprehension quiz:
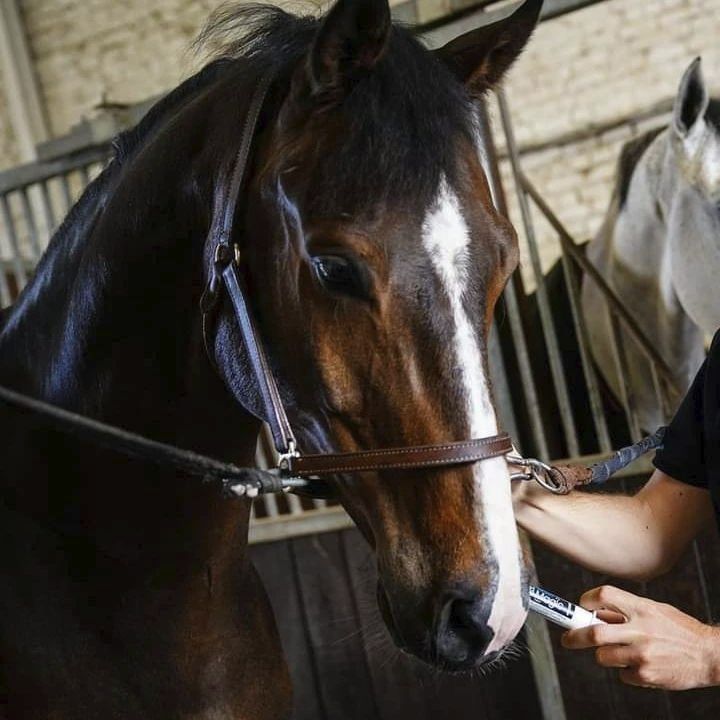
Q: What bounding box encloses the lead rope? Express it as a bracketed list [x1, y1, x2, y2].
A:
[510, 427, 666, 494]
[0, 383, 305, 498]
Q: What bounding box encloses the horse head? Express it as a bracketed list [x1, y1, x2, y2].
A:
[207, 0, 542, 670]
[667, 57, 720, 336]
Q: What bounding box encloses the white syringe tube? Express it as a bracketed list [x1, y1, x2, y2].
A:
[529, 585, 606, 630]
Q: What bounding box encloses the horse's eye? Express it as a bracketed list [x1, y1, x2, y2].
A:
[311, 255, 365, 297]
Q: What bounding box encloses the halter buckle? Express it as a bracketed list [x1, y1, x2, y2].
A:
[277, 439, 300, 477]
[214, 242, 233, 267]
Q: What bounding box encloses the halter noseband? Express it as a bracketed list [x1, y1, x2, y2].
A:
[200, 71, 512, 487]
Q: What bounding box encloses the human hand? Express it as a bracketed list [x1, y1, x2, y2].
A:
[560, 585, 720, 690]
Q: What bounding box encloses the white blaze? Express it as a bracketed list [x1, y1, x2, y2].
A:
[421, 178, 526, 655]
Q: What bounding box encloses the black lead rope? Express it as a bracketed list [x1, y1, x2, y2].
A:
[0, 383, 306, 497]
[588, 427, 666, 486]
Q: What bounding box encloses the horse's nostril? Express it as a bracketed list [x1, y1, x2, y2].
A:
[436, 591, 494, 667]
[450, 599, 479, 630]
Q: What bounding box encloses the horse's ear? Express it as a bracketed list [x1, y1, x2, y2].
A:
[307, 0, 391, 95]
[673, 57, 709, 138]
[436, 0, 542, 95]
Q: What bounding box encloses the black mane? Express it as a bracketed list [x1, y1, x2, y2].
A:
[194, 4, 320, 67]
[197, 4, 474, 213]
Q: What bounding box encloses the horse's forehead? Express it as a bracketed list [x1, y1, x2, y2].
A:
[388, 171, 494, 267]
[420, 178, 470, 263]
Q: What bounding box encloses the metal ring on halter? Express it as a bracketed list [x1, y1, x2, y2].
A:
[529, 462, 566, 494]
[507, 454, 565, 494]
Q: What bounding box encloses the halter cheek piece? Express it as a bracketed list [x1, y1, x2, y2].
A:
[200, 71, 513, 491]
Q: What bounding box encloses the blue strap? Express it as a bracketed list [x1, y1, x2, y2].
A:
[589, 427, 666, 486]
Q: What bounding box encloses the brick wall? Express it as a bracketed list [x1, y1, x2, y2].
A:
[1, 0, 720, 287]
[17, 0, 225, 139]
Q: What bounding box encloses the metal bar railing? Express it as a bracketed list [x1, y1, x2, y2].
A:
[0, 145, 110, 196]
[78, 165, 91, 187]
[608, 312, 643, 442]
[59, 175, 74, 214]
[19, 188, 42, 260]
[0, 194, 28, 292]
[476, 99, 549, 459]
[497, 88, 580, 458]
[0, 264, 12, 307]
[39, 181, 57, 237]
[559, 250, 612, 452]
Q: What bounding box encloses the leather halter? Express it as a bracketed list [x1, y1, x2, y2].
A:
[201, 71, 513, 483]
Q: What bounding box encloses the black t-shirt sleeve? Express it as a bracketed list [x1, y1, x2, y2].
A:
[653, 358, 707, 488]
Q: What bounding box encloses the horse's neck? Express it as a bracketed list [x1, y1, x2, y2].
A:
[0, 139, 260, 571]
[614, 131, 720, 343]
[600, 133, 703, 381]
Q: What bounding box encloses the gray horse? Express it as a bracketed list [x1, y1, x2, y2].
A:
[581, 57, 720, 433]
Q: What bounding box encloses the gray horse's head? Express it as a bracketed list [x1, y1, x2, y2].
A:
[671, 58, 720, 201]
[666, 57, 720, 336]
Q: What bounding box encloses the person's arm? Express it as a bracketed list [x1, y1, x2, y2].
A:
[513, 468, 714, 581]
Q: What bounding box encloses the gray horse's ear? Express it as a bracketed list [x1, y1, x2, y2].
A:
[436, 0, 542, 95]
[307, 0, 391, 96]
[673, 57, 709, 137]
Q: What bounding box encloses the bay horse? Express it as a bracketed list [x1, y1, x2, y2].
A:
[0, 0, 542, 717]
[582, 57, 720, 433]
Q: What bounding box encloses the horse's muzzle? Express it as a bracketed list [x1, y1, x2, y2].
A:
[376, 580, 511, 672]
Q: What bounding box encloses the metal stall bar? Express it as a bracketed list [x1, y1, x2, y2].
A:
[39, 180, 56, 236]
[500, 147, 612, 451]
[19, 188, 42, 259]
[260, 485, 280, 520]
[559, 250, 612, 452]
[608, 312, 643, 442]
[497, 88, 580, 458]
[0, 146, 111, 195]
[0, 260, 12, 307]
[78, 165, 90, 186]
[476, 101, 549, 459]
[649, 362, 672, 423]
[59, 174, 73, 212]
[0, 194, 28, 291]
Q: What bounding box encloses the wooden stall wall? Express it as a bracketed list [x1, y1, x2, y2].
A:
[251, 528, 542, 720]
